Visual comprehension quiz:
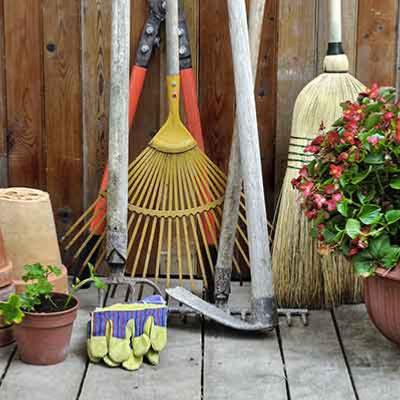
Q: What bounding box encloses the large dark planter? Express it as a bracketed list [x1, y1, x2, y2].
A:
[13, 293, 79, 365]
[364, 267, 400, 346]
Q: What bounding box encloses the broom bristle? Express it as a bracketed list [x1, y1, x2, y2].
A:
[63, 145, 250, 289]
[273, 72, 365, 308]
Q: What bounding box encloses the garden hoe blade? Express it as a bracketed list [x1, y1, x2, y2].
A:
[166, 287, 274, 331]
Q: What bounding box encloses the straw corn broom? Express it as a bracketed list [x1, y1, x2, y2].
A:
[272, 0, 364, 307]
[63, 0, 250, 290]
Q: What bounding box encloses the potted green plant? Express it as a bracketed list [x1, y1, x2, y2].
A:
[0, 263, 104, 365]
[292, 84, 400, 345]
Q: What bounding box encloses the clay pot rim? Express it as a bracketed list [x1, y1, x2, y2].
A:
[23, 293, 80, 318]
[375, 266, 400, 282]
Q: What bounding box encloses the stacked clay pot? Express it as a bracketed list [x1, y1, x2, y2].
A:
[0, 188, 68, 294]
[0, 228, 15, 346]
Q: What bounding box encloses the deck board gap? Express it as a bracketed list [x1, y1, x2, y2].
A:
[276, 326, 291, 400]
[75, 359, 90, 400]
[331, 309, 360, 400]
[0, 346, 16, 388]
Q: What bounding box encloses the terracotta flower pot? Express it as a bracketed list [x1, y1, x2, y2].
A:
[364, 267, 400, 346]
[13, 293, 79, 365]
[0, 188, 67, 292]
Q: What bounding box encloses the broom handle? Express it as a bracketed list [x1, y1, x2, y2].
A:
[106, 0, 130, 273]
[214, 0, 266, 306]
[227, 0, 276, 324]
[166, 0, 179, 76]
[329, 0, 342, 44]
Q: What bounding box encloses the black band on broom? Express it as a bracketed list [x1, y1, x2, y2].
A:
[272, 0, 365, 307]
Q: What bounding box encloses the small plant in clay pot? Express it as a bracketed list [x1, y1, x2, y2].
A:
[292, 84, 400, 346]
[0, 263, 104, 365]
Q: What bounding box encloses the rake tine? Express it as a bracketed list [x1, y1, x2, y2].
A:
[172, 155, 183, 284]
[79, 231, 106, 275]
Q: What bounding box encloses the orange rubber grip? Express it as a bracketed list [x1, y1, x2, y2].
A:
[180, 68, 205, 151]
[90, 66, 147, 234]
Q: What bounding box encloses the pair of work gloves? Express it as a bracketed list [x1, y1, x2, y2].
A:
[87, 295, 168, 371]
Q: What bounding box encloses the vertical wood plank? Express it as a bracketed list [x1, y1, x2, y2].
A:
[335, 305, 400, 399]
[199, 0, 234, 173]
[0, 0, 8, 187]
[3, 0, 45, 188]
[42, 0, 83, 237]
[280, 310, 356, 399]
[317, 0, 359, 75]
[81, 0, 112, 208]
[356, 0, 397, 86]
[275, 0, 317, 196]
[204, 284, 286, 400]
[256, 0, 278, 218]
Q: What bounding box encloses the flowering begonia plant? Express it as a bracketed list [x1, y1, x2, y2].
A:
[292, 84, 400, 277]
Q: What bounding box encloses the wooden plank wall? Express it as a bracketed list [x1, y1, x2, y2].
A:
[0, 0, 399, 244]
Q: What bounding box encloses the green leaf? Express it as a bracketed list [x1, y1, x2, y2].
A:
[390, 177, 400, 190]
[358, 204, 382, 225]
[364, 152, 385, 164]
[0, 294, 25, 325]
[47, 265, 61, 277]
[381, 246, 400, 268]
[369, 235, 390, 259]
[364, 113, 381, 129]
[353, 250, 375, 277]
[385, 210, 400, 225]
[351, 166, 372, 184]
[346, 219, 361, 239]
[337, 200, 350, 217]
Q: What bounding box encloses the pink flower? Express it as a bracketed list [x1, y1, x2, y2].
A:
[304, 145, 320, 154]
[324, 184, 336, 195]
[327, 131, 339, 146]
[313, 194, 326, 209]
[329, 164, 344, 180]
[338, 152, 349, 162]
[367, 136, 380, 146]
[383, 112, 393, 122]
[305, 209, 317, 220]
[348, 247, 360, 256]
[343, 131, 356, 145]
[299, 166, 308, 178]
[332, 192, 342, 202]
[299, 181, 314, 197]
[326, 199, 338, 212]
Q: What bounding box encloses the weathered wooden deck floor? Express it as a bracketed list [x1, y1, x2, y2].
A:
[0, 282, 399, 400]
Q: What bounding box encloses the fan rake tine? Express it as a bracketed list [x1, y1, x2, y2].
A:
[180, 152, 208, 288]
[78, 231, 106, 275]
[172, 155, 183, 284]
[130, 154, 167, 279]
[61, 195, 102, 243]
[176, 154, 195, 290]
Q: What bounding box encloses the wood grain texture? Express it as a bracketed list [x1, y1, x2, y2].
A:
[356, 0, 397, 86]
[275, 0, 317, 197]
[42, 0, 83, 238]
[204, 283, 286, 400]
[317, 0, 358, 75]
[199, 0, 234, 173]
[3, 0, 45, 188]
[280, 310, 356, 399]
[0, 0, 7, 187]
[256, 0, 278, 217]
[81, 0, 112, 208]
[335, 305, 400, 400]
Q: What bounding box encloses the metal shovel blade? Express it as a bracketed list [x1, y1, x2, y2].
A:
[166, 287, 275, 332]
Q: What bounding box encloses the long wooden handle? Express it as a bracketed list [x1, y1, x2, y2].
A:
[106, 0, 131, 270]
[215, 0, 266, 304]
[329, 0, 342, 43]
[166, 0, 179, 76]
[227, 0, 276, 323]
